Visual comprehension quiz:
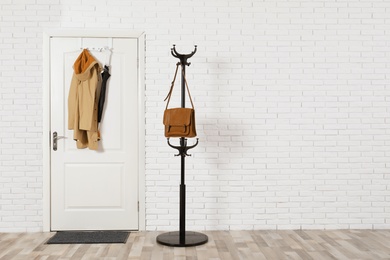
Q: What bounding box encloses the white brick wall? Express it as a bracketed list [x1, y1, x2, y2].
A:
[1, 0, 390, 232]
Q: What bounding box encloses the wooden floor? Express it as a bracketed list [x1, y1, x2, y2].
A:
[1, 230, 390, 259]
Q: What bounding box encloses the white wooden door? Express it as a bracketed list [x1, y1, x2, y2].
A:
[50, 37, 139, 231]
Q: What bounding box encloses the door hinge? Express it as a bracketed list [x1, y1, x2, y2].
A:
[137, 201, 139, 211]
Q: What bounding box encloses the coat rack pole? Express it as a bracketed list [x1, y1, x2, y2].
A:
[180, 64, 186, 243]
[179, 137, 186, 243]
[156, 45, 208, 247]
[181, 64, 186, 108]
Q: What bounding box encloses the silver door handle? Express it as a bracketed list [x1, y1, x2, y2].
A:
[52, 132, 65, 151]
[53, 132, 58, 151]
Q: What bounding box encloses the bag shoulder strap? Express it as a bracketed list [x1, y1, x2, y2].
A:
[164, 63, 195, 110]
[183, 70, 195, 109]
[164, 63, 179, 108]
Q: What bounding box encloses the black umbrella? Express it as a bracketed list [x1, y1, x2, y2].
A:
[98, 65, 111, 123]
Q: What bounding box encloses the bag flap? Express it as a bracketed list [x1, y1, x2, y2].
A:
[163, 108, 193, 126]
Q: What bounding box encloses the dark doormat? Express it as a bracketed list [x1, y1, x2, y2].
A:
[46, 231, 130, 244]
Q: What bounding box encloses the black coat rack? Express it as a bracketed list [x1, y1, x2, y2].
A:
[156, 45, 208, 247]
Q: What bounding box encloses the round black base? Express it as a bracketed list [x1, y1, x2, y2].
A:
[156, 231, 208, 247]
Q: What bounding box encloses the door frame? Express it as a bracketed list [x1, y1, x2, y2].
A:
[42, 30, 146, 232]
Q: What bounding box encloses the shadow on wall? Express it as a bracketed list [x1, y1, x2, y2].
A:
[187, 55, 260, 229]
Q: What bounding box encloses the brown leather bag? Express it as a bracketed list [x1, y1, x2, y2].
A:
[163, 64, 197, 138]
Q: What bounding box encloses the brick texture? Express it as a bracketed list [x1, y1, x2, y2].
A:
[0, 0, 390, 232]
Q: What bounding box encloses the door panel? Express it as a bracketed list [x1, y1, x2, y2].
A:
[64, 164, 124, 208]
[50, 37, 139, 230]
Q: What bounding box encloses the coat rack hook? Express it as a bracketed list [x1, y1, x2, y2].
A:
[167, 138, 181, 156]
[167, 138, 199, 157]
[171, 44, 197, 66]
[186, 138, 199, 151]
[171, 44, 179, 58]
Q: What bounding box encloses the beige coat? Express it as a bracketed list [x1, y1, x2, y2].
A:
[68, 49, 101, 150]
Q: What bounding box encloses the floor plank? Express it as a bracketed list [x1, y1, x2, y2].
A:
[0, 230, 390, 259]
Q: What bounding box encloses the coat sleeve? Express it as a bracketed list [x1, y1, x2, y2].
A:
[78, 64, 101, 131]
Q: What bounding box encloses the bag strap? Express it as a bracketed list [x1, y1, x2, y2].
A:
[164, 63, 179, 108]
[164, 63, 195, 110]
[183, 69, 195, 109]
